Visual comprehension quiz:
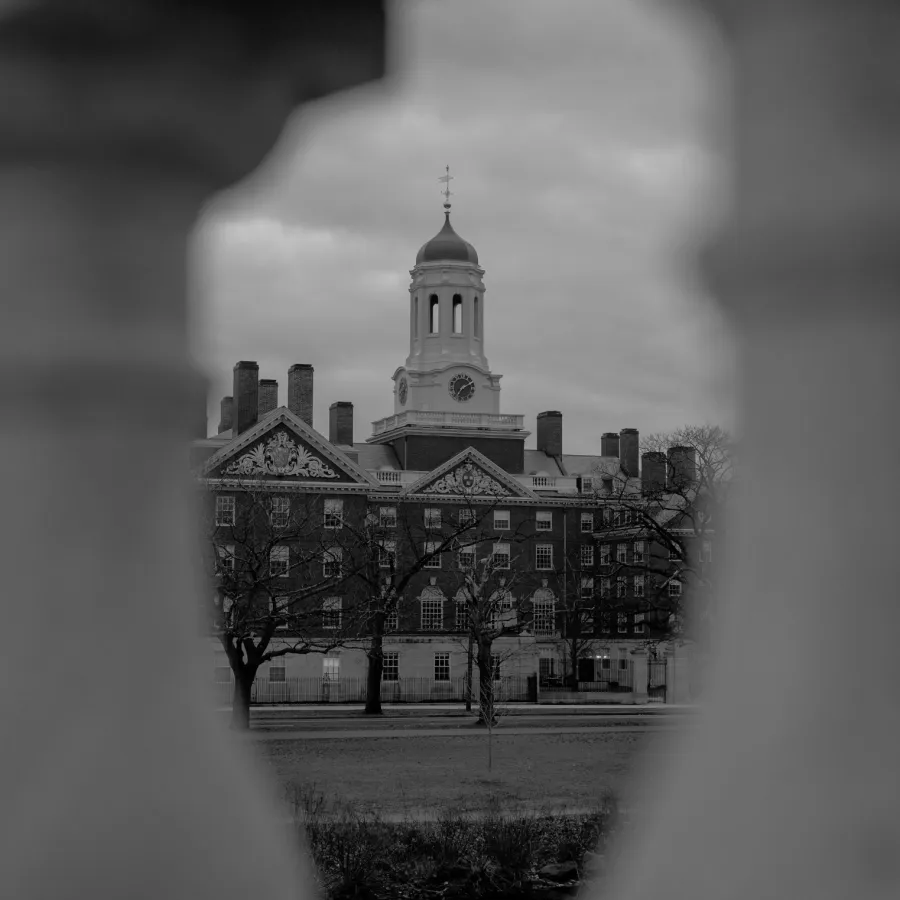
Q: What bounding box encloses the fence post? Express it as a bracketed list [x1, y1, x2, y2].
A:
[595, 3, 900, 898]
[0, 5, 385, 898]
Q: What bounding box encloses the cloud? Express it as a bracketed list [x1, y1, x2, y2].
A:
[192, 0, 733, 452]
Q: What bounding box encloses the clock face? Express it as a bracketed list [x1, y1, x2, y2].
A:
[398, 377, 408, 406]
[448, 373, 476, 403]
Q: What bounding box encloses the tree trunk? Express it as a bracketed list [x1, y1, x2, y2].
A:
[364, 620, 384, 715]
[476, 641, 495, 726]
[230, 667, 255, 731]
[465, 633, 474, 712]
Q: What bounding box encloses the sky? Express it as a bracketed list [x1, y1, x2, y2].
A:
[191, 0, 734, 455]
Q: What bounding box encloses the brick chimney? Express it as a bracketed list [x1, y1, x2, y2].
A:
[641, 451, 666, 495]
[258, 379, 278, 417]
[329, 401, 354, 446]
[601, 432, 620, 457]
[667, 445, 697, 490]
[288, 364, 314, 427]
[217, 396, 233, 434]
[536, 411, 563, 458]
[619, 428, 639, 478]
[232, 361, 259, 436]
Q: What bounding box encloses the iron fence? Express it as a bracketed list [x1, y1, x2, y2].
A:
[215, 674, 536, 705]
[540, 660, 634, 693]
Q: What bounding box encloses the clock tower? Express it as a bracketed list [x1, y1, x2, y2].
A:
[368, 169, 528, 473]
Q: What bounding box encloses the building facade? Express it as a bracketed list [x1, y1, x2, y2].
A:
[193, 201, 704, 703]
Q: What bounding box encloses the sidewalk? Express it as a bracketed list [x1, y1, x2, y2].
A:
[217, 702, 696, 717]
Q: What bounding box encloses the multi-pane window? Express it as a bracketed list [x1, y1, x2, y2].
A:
[580, 544, 594, 567]
[323, 547, 342, 579]
[539, 654, 557, 679]
[423, 540, 441, 568]
[322, 596, 342, 630]
[668, 579, 682, 598]
[455, 599, 468, 631]
[599, 611, 611, 634]
[617, 576, 627, 598]
[379, 506, 397, 529]
[600, 544, 611, 566]
[618, 612, 628, 634]
[602, 507, 612, 526]
[633, 541, 646, 564]
[434, 652, 450, 682]
[274, 595, 290, 629]
[385, 603, 399, 632]
[623, 510, 633, 525]
[424, 507, 442, 529]
[269, 657, 286, 683]
[322, 656, 340, 681]
[378, 540, 396, 569]
[270, 545, 289, 578]
[535, 544, 554, 570]
[494, 510, 510, 531]
[489, 591, 514, 630]
[600, 577, 611, 598]
[215, 495, 235, 526]
[613, 508, 623, 527]
[217, 544, 235, 576]
[382, 651, 399, 681]
[421, 595, 444, 630]
[634, 574, 645, 597]
[669, 543, 681, 561]
[634, 612, 646, 634]
[616, 544, 628, 564]
[536, 511, 553, 531]
[490, 654, 502, 681]
[270, 496, 290, 529]
[324, 498, 343, 529]
[580, 577, 594, 602]
[458, 508, 476, 527]
[700, 540, 713, 563]
[492, 542, 511, 569]
[532, 598, 556, 636]
[580, 512, 594, 533]
[458, 545, 476, 569]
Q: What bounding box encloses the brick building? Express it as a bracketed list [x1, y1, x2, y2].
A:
[193, 199, 704, 703]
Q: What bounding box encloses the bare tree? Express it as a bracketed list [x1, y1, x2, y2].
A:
[555, 545, 602, 690]
[590, 425, 733, 673]
[337, 496, 508, 715]
[202, 483, 360, 730]
[448, 535, 536, 734]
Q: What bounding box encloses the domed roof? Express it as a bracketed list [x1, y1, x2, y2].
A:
[416, 210, 479, 265]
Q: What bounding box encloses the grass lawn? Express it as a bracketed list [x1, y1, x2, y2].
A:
[259, 729, 665, 817]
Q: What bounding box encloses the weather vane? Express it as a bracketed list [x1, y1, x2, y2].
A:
[438, 164, 453, 210]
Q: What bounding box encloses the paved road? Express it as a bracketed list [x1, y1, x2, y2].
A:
[250, 722, 681, 740]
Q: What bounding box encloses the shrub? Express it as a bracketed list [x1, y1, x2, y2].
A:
[288, 790, 619, 899]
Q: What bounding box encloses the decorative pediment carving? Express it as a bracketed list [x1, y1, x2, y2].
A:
[224, 432, 339, 479]
[429, 462, 509, 497]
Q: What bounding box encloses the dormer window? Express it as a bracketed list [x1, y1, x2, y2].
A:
[452, 294, 462, 333]
[429, 295, 439, 333]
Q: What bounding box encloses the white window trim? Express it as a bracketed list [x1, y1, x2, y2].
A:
[270, 545, 289, 578]
[322, 596, 342, 630]
[494, 510, 510, 531]
[324, 498, 344, 530]
[536, 511, 553, 531]
[379, 506, 397, 529]
[433, 652, 451, 682]
[535, 544, 554, 571]
[423, 540, 442, 569]
[215, 495, 235, 527]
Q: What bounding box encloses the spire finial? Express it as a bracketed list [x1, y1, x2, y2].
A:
[438, 164, 453, 213]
